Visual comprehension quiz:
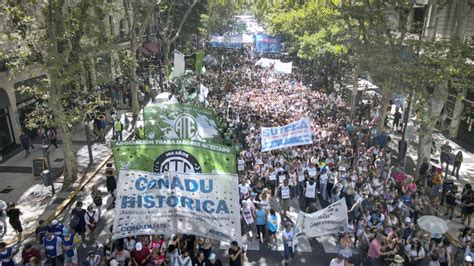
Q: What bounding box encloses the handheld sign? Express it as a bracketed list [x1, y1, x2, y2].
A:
[32, 158, 46, 177]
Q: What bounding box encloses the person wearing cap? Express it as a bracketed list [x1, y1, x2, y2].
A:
[42, 229, 64, 265]
[21, 242, 41, 265]
[282, 222, 295, 263]
[464, 255, 473, 266]
[208, 253, 223, 266]
[228, 241, 242, 266]
[84, 250, 101, 266]
[0, 241, 18, 266]
[131, 242, 151, 266]
[49, 219, 64, 238]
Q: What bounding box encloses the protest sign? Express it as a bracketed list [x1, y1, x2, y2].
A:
[295, 199, 348, 238]
[111, 139, 236, 174]
[143, 104, 223, 143]
[112, 170, 241, 243]
[261, 118, 313, 152]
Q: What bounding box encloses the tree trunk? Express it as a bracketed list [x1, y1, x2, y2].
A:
[350, 73, 358, 119]
[48, 81, 78, 183]
[163, 41, 171, 77]
[448, 87, 467, 138]
[416, 88, 448, 170]
[377, 86, 391, 132]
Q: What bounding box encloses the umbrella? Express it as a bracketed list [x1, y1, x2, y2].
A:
[417, 215, 449, 235]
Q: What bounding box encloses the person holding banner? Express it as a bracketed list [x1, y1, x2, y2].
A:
[241, 200, 257, 244]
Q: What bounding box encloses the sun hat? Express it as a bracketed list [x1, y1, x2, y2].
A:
[393, 254, 405, 263]
[51, 220, 58, 225]
[209, 253, 216, 260]
[465, 255, 473, 262]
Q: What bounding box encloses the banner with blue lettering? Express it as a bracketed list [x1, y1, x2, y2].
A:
[210, 34, 244, 49]
[254, 34, 282, 53]
[261, 118, 313, 152]
[112, 170, 241, 243]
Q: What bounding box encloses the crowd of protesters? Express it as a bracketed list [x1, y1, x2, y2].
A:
[1, 46, 473, 266]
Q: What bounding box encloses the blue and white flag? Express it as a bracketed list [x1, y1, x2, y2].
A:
[261, 118, 313, 152]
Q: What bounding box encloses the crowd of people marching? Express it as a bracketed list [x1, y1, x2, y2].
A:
[1, 46, 473, 266]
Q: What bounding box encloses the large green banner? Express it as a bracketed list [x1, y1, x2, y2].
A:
[112, 139, 236, 174]
[144, 104, 223, 144]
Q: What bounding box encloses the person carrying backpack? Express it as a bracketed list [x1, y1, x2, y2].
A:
[70, 202, 86, 246]
[84, 205, 99, 244]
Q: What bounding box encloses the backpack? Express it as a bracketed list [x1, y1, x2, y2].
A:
[87, 211, 97, 230]
[69, 213, 80, 229]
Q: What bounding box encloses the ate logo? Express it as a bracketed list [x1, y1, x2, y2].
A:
[153, 150, 202, 174]
[174, 113, 198, 139]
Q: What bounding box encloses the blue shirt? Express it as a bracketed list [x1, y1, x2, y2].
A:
[255, 209, 266, 225]
[0, 247, 15, 266]
[63, 233, 76, 257]
[43, 236, 63, 257]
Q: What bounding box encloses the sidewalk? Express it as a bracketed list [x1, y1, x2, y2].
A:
[0, 110, 134, 245]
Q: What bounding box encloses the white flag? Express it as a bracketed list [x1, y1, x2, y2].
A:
[173, 50, 185, 78]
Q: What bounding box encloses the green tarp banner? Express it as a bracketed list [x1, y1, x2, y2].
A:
[143, 104, 223, 144]
[112, 139, 236, 174]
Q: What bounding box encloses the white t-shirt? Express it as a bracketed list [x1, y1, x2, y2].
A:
[305, 182, 316, 198]
[329, 258, 345, 266]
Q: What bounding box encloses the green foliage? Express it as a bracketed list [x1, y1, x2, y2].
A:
[0, 0, 114, 129]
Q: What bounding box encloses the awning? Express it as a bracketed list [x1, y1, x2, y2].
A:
[138, 46, 152, 56]
[143, 42, 159, 53]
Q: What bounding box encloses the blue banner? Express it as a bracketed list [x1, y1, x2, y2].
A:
[261, 118, 313, 152]
[254, 34, 282, 53]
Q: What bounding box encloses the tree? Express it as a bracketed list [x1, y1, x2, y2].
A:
[266, 1, 350, 91]
[1, 0, 114, 183]
[156, 0, 201, 75]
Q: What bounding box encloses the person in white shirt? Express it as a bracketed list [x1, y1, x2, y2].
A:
[304, 177, 317, 212]
[329, 254, 346, 266]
